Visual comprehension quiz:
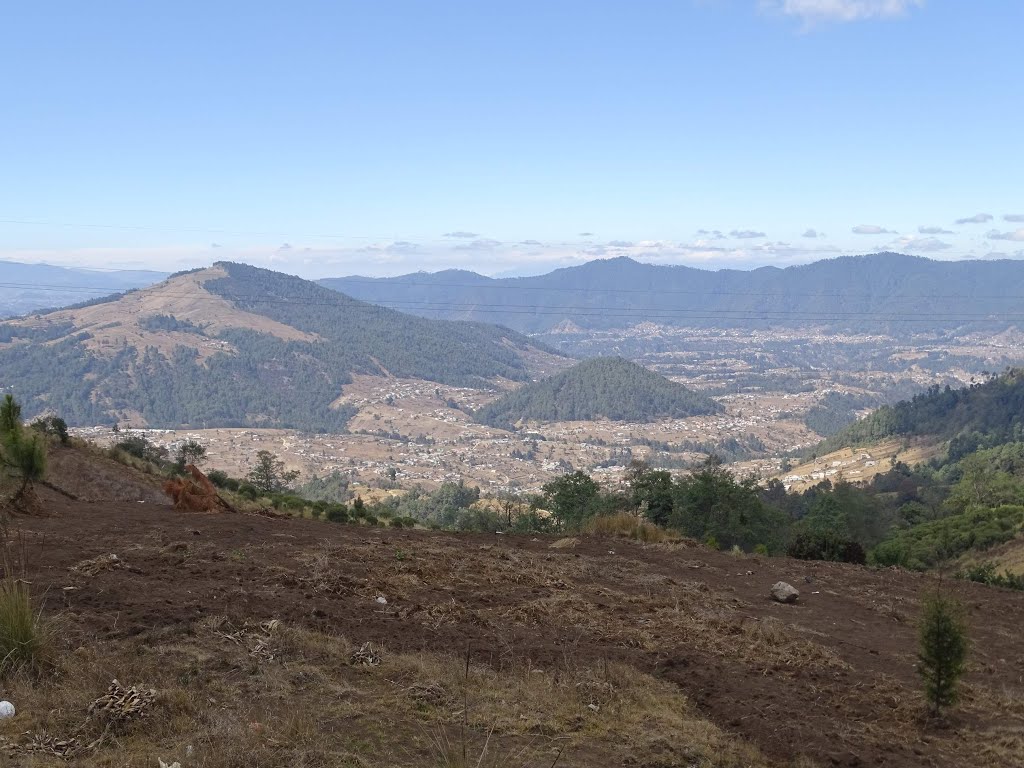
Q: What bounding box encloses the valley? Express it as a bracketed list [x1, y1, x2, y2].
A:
[69, 320, 1010, 499]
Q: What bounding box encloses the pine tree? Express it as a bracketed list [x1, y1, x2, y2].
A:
[246, 450, 299, 493]
[918, 591, 969, 716]
[0, 396, 47, 512]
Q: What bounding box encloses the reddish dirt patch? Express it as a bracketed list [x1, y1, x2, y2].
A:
[14, 488, 1024, 768]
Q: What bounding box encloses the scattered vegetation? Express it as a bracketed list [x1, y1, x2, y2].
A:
[956, 561, 1024, 591]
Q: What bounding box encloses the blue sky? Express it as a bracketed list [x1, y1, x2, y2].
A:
[2, 0, 1022, 277]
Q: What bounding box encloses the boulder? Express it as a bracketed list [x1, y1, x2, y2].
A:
[770, 581, 800, 604]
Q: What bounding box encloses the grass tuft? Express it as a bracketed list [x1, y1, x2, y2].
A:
[585, 512, 675, 543]
[0, 577, 54, 676]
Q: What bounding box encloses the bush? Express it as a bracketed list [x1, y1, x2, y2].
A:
[871, 505, 1024, 570]
[206, 469, 231, 488]
[787, 531, 866, 564]
[325, 505, 349, 523]
[0, 578, 52, 676]
[113, 435, 169, 465]
[918, 592, 968, 715]
[957, 561, 1024, 591]
[30, 416, 69, 444]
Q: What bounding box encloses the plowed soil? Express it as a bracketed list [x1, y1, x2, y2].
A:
[8, 485, 1024, 767]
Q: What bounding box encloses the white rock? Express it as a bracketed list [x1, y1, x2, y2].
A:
[770, 581, 800, 604]
[0, 700, 14, 718]
[375, 596, 388, 605]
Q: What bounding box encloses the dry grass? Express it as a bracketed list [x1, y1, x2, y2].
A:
[0, 618, 772, 767]
[584, 512, 676, 543]
[0, 577, 55, 677]
[548, 537, 578, 550]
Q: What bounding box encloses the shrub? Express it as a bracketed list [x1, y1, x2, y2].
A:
[871, 505, 1024, 570]
[113, 435, 169, 465]
[29, 416, 69, 444]
[957, 561, 1024, 591]
[206, 469, 231, 488]
[787, 531, 866, 565]
[0, 577, 53, 676]
[918, 592, 968, 716]
[325, 504, 349, 523]
[754, 543, 770, 556]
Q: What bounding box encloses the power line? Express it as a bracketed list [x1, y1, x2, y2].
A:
[3, 281, 1024, 325]
[6, 274, 1024, 303]
[0, 217, 592, 246]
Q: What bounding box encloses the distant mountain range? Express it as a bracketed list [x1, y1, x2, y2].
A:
[0, 260, 167, 317]
[474, 356, 721, 428]
[320, 253, 1024, 333]
[0, 262, 567, 429]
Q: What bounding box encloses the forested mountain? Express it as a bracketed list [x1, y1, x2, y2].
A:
[320, 253, 1024, 333]
[812, 369, 1024, 461]
[0, 260, 166, 317]
[475, 356, 721, 427]
[0, 262, 567, 430]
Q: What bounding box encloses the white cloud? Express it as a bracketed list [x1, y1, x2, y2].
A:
[918, 225, 954, 235]
[801, 228, 821, 238]
[852, 224, 895, 235]
[762, 0, 924, 23]
[729, 229, 767, 239]
[1004, 214, 1024, 223]
[442, 231, 479, 239]
[893, 236, 952, 252]
[955, 213, 993, 224]
[696, 229, 726, 240]
[987, 228, 1024, 242]
[454, 238, 503, 251]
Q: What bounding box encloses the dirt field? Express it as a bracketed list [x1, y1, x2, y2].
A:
[2, 466, 1023, 766]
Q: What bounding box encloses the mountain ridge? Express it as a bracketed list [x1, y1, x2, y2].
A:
[319, 253, 1024, 333]
[0, 262, 569, 429]
[0, 259, 167, 318]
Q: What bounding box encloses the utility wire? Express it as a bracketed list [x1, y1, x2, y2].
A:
[2, 284, 1023, 325]
[5, 277, 1024, 303]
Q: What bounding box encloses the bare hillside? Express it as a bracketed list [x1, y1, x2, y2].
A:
[1, 453, 1022, 766]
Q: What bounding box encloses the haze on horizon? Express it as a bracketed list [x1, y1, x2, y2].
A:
[3, 1, 1022, 280]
